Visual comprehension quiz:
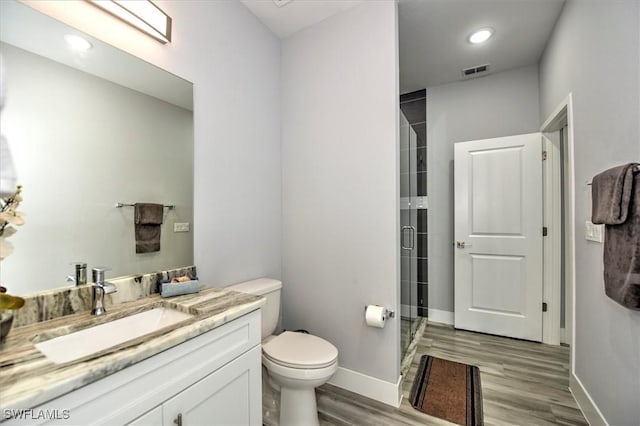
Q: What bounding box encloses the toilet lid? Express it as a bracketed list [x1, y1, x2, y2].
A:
[262, 331, 338, 369]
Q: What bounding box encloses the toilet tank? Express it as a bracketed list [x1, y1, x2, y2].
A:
[227, 278, 282, 339]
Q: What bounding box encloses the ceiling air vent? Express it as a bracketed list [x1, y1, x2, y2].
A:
[462, 64, 490, 78]
[273, 0, 293, 7]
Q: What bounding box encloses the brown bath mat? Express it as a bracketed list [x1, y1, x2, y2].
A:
[409, 355, 483, 426]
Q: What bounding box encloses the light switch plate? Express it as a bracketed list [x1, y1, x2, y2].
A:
[584, 220, 604, 243]
[174, 222, 190, 233]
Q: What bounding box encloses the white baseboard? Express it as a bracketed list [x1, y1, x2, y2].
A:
[570, 372, 608, 426]
[328, 367, 402, 408]
[427, 308, 454, 325]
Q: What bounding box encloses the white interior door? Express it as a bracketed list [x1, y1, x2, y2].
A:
[454, 133, 543, 341]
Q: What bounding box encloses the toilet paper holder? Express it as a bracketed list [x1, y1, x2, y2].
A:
[364, 305, 395, 318]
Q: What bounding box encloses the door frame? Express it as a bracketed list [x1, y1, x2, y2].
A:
[540, 93, 575, 349]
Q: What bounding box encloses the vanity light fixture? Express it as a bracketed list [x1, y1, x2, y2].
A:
[468, 28, 494, 44]
[86, 0, 172, 44]
[64, 34, 93, 51]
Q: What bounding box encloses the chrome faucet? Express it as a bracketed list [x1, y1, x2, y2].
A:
[66, 262, 87, 286]
[91, 267, 117, 316]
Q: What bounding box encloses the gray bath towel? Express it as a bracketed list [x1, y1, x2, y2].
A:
[591, 163, 638, 225]
[592, 165, 640, 310]
[134, 203, 164, 253]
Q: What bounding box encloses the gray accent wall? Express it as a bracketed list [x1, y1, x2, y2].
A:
[426, 66, 541, 313]
[539, 1, 640, 424]
[281, 1, 400, 384]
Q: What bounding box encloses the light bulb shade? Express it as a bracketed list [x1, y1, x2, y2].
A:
[87, 0, 172, 43]
[468, 28, 494, 44]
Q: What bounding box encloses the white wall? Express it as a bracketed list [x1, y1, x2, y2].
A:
[426, 66, 540, 313]
[281, 1, 400, 387]
[539, 1, 640, 424]
[23, 0, 283, 286]
[1, 43, 193, 294]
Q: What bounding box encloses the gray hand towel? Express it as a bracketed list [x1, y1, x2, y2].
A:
[135, 225, 161, 253]
[600, 169, 640, 310]
[591, 163, 638, 225]
[134, 203, 164, 225]
[134, 203, 164, 253]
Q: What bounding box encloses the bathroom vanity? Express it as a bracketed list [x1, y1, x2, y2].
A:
[0, 287, 264, 425]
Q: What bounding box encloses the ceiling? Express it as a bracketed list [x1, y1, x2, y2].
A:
[241, 0, 565, 93]
[241, 0, 364, 39]
[399, 0, 564, 92]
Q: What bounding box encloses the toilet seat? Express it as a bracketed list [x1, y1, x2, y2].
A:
[262, 331, 338, 369]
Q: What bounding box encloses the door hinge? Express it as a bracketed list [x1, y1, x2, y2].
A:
[543, 226, 548, 236]
[542, 302, 548, 312]
[542, 150, 548, 161]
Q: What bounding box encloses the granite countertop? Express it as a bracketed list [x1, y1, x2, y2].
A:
[0, 287, 264, 411]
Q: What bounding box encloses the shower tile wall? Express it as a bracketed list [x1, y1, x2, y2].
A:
[400, 89, 427, 317]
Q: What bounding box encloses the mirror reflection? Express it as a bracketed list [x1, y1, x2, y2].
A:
[0, 2, 194, 296]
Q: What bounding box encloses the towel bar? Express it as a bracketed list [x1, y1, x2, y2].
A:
[587, 164, 640, 186]
[115, 202, 175, 210]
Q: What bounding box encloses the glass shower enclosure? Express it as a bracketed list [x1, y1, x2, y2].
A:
[400, 110, 419, 357]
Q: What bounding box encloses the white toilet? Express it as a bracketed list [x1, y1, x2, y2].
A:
[228, 278, 338, 426]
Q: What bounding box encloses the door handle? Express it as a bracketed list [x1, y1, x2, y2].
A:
[402, 226, 416, 250]
[456, 241, 472, 249]
[174, 413, 182, 426]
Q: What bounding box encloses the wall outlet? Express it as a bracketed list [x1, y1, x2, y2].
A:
[174, 222, 190, 233]
[584, 220, 604, 243]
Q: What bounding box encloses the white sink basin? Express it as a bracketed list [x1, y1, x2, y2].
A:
[35, 308, 193, 364]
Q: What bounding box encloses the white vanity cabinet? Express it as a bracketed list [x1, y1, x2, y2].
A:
[7, 310, 262, 426]
[127, 407, 162, 426]
[158, 346, 261, 426]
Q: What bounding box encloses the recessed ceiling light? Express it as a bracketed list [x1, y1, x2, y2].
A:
[64, 34, 92, 51]
[468, 28, 494, 44]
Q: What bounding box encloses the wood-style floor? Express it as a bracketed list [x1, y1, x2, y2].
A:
[316, 323, 588, 426]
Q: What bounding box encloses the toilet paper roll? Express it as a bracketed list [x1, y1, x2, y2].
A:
[365, 305, 387, 328]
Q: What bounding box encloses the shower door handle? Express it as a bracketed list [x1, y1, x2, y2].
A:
[401, 226, 416, 250]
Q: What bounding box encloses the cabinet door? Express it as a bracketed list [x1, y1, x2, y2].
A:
[127, 406, 162, 426]
[163, 345, 262, 426]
